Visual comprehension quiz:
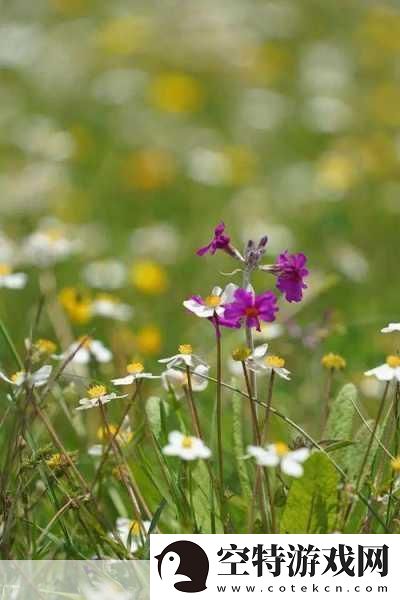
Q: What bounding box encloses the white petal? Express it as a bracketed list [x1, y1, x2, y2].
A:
[90, 340, 112, 363]
[211, 286, 223, 297]
[281, 457, 304, 477]
[221, 283, 239, 304]
[4, 273, 27, 289]
[0, 371, 15, 384]
[112, 375, 135, 386]
[382, 323, 400, 333]
[69, 347, 90, 364]
[252, 344, 269, 359]
[168, 431, 184, 445]
[247, 445, 279, 467]
[183, 299, 211, 317]
[31, 365, 52, 386]
[289, 448, 310, 463]
[275, 367, 291, 380]
[365, 364, 395, 381]
[158, 354, 177, 364]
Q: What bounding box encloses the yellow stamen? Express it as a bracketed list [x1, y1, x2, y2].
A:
[391, 456, 400, 472]
[126, 362, 144, 374]
[274, 442, 289, 456]
[321, 353, 346, 370]
[231, 346, 251, 362]
[96, 293, 118, 304]
[87, 384, 107, 398]
[97, 424, 118, 441]
[179, 344, 192, 355]
[45, 453, 63, 469]
[204, 295, 221, 308]
[181, 436, 193, 449]
[265, 355, 286, 369]
[0, 263, 11, 276]
[35, 339, 57, 355]
[130, 521, 141, 536]
[78, 335, 92, 349]
[387, 355, 400, 368]
[11, 371, 24, 384]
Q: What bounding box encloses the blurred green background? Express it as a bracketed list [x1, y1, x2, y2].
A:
[1, 0, 400, 436]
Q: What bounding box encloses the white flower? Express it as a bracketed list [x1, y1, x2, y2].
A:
[112, 361, 160, 386]
[365, 356, 400, 382]
[161, 365, 209, 400]
[57, 338, 112, 364]
[183, 283, 238, 319]
[248, 443, 310, 478]
[158, 344, 208, 369]
[0, 365, 52, 388]
[0, 263, 27, 289]
[129, 223, 180, 264]
[76, 384, 127, 411]
[115, 517, 151, 553]
[21, 220, 80, 267]
[163, 431, 211, 461]
[247, 344, 291, 380]
[92, 294, 133, 321]
[382, 323, 400, 334]
[88, 444, 103, 457]
[83, 259, 127, 289]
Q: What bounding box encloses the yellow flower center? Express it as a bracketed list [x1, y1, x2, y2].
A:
[265, 355, 286, 369]
[321, 353, 346, 370]
[181, 436, 193, 449]
[391, 456, 400, 472]
[387, 355, 400, 368]
[11, 371, 24, 383]
[274, 442, 289, 456]
[35, 339, 57, 355]
[97, 424, 118, 441]
[46, 453, 63, 469]
[130, 520, 141, 536]
[78, 335, 92, 349]
[0, 263, 11, 276]
[87, 384, 107, 398]
[231, 346, 251, 362]
[179, 344, 192, 355]
[127, 362, 144, 374]
[204, 295, 221, 308]
[59, 288, 92, 324]
[96, 293, 118, 304]
[131, 261, 168, 295]
[45, 228, 63, 243]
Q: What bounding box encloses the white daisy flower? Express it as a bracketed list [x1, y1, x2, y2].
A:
[365, 355, 400, 382]
[246, 344, 291, 380]
[22, 222, 80, 267]
[158, 344, 208, 369]
[82, 259, 127, 289]
[247, 443, 310, 478]
[57, 337, 112, 364]
[163, 431, 211, 461]
[382, 323, 400, 334]
[76, 384, 127, 411]
[183, 283, 238, 319]
[161, 365, 209, 400]
[0, 365, 52, 388]
[0, 263, 27, 289]
[92, 294, 133, 321]
[112, 362, 160, 386]
[114, 517, 151, 553]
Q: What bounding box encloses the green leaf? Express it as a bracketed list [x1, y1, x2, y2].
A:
[324, 384, 356, 466]
[231, 384, 251, 497]
[146, 396, 163, 438]
[280, 452, 339, 533]
[192, 461, 223, 533]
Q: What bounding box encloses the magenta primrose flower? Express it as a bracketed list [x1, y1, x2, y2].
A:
[196, 222, 234, 257]
[274, 252, 309, 303]
[223, 287, 278, 331]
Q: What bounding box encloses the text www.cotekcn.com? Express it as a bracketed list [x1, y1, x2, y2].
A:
[216, 584, 388, 594]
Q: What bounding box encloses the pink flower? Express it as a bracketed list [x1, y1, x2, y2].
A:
[196, 223, 233, 257]
[223, 287, 278, 331]
[275, 252, 309, 303]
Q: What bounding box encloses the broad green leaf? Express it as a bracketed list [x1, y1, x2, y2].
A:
[231, 385, 251, 497]
[324, 384, 356, 466]
[280, 452, 339, 533]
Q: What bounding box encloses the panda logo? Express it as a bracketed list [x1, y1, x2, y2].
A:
[155, 540, 209, 593]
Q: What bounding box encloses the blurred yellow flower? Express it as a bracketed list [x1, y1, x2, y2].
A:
[121, 149, 176, 191]
[136, 325, 162, 356]
[149, 72, 204, 113]
[243, 43, 292, 85]
[59, 287, 92, 324]
[321, 353, 346, 371]
[368, 84, 400, 127]
[224, 145, 256, 185]
[131, 261, 168, 295]
[96, 16, 150, 56]
[316, 153, 359, 193]
[358, 7, 400, 55]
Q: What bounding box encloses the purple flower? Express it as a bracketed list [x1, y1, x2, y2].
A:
[223, 288, 278, 332]
[275, 252, 309, 303]
[196, 223, 232, 257]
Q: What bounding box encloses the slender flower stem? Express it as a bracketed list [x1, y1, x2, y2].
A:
[321, 368, 334, 434]
[185, 366, 203, 439]
[241, 362, 261, 444]
[355, 381, 390, 491]
[243, 269, 257, 402]
[262, 370, 275, 445]
[215, 319, 225, 513]
[386, 382, 400, 530]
